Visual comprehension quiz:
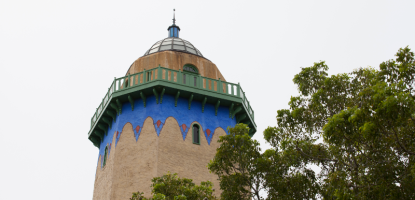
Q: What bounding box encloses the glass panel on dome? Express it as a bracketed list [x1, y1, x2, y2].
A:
[174, 41, 184, 45]
[162, 41, 171, 45]
[173, 45, 185, 50]
[185, 43, 194, 47]
[152, 43, 160, 48]
[187, 48, 196, 54]
[165, 38, 173, 41]
[149, 48, 159, 54]
[160, 45, 172, 50]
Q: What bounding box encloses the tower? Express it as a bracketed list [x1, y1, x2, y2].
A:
[89, 13, 256, 199]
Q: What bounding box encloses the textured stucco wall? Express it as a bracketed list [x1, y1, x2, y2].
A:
[92, 94, 235, 199]
[127, 51, 227, 81]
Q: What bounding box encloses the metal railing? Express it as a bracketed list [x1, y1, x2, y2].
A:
[90, 66, 255, 128]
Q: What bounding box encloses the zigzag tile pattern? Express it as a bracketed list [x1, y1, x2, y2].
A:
[96, 94, 236, 168]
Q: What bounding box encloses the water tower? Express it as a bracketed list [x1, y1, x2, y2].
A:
[89, 13, 256, 199]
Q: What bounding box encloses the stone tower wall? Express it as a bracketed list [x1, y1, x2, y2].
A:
[92, 94, 234, 199]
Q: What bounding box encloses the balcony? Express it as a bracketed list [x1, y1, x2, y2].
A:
[88, 65, 256, 147]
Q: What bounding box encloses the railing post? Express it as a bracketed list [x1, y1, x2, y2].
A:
[198, 75, 202, 89]
[158, 65, 162, 80]
[128, 73, 131, 87]
[178, 69, 182, 84]
[237, 83, 241, 97]
[113, 77, 116, 92]
[143, 69, 146, 83]
[218, 78, 223, 93]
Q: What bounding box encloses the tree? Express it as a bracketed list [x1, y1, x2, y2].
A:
[208, 124, 320, 200]
[264, 46, 415, 199]
[130, 172, 217, 200]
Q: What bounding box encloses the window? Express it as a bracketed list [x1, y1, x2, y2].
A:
[183, 64, 198, 74]
[103, 146, 108, 167]
[193, 124, 200, 144]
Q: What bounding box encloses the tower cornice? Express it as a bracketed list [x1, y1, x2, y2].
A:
[88, 65, 256, 148]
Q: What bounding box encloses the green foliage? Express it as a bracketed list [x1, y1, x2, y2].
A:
[209, 124, 319, 200]
[130, 172, 216, 200]
[209, 46, 414, 199]
[130, 191, 147, 200]
[267, 46, 415, 199]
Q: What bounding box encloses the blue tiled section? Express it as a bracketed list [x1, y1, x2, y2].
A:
[97, 94, 236, 168]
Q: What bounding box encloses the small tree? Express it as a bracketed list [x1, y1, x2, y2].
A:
[130, 172, 217, 200]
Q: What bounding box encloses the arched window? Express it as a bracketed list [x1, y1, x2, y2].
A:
[183, 64, 198, 74]
[103, 146, 108, 167]
[193, 124, 200, 145]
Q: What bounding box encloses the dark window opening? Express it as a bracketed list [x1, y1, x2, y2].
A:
[103, 146, 108, 167]
[183, 64, 198, 74]
[193, 124, 200, 144]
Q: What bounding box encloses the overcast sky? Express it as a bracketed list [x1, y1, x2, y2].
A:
[1, 0, 414, 199]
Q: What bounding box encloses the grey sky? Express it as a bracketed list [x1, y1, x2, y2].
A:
[1, 0, 414, 199]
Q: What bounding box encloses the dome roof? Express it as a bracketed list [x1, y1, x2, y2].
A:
[143, 37, 204, 58]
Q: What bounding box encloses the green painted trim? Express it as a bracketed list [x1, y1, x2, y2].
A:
[110, 103, 118, 114]
[153, 88, 159, 104]
[88, 66, 257, 145]
[232, 106, 242, 119]
[157, 65, 162, 79]
[175, 90, 180, 107]
[215, 100, 220, 116]
[229, 103, 234, 118]
[102, 117, 112, 129]
[249, 128, 254, 137]
[90, 136, 100, 148]
[128, 95, 134, 111]
[140, 92, 146, 107]
[242, 121, 251, 126]
[188, 93, 193, 110]
[94, 130, 104, 142]
[236, 114, 247, 123]
[160, 87, 165, 104]
[116, 99, 122, 114]
[202, 97, 207, 113]
[97, 124, 108, 136]
[192, 123, 201, 145]
[106, 110, 117, 122]
[218, 78, 223, 93]
[113, 80, 242, 103]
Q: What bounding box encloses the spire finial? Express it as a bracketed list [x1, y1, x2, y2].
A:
[173, 9, 176, 25]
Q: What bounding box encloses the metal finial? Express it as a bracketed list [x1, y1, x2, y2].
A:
[173, 9, 176, 24]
